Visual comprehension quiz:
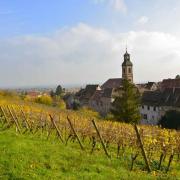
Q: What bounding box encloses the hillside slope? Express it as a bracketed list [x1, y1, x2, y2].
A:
[0, 126, 179, 180]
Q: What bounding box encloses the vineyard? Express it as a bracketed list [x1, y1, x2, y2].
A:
[0, 100, 180, 178]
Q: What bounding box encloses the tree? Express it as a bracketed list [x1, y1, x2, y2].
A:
[111, 79, 141, 124]
[175, 75, 180, 79]
[72, 100, 80, 110]
[55, 85, 63, 96]
[158, 110, 180, 130]
[50, 90, 55, 98]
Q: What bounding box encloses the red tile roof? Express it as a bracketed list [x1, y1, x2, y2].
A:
[161, 79, 180, 90]
[101, 78, 123, 89]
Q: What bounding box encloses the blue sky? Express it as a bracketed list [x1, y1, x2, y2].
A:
[0, 0, 180, 87]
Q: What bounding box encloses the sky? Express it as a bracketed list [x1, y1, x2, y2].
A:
[0, 0, 180, 88]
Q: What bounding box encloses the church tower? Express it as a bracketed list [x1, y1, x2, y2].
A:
[122, 49, 133, 83]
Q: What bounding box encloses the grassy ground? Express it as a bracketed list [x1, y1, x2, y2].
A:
[0, 125, 179, 180]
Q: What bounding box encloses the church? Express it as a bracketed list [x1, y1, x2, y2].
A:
[101, 49, 133, 90]
[87, 49, 134, 116]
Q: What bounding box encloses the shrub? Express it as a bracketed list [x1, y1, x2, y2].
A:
[35, 95, 53, 106]
[158, 110, 180, 130]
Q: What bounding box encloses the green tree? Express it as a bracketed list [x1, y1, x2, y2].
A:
[55, 85, 63, 96]
[72, 100, 80, 110]
[158, 110, 180, 130]
[175, 75, 180, 79]
[50, 90, 55, 98]
[111, 79, 141, 124]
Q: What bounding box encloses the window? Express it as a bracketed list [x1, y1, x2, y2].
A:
[123, 68, 126, 73]
[153, 107, 156, 111]
[128, 68, 131, 73]
[147, 106, 150, 110]
[142, 105, 144, 109]
[143, 114, 147, 119]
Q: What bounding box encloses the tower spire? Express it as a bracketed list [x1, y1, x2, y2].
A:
[122, 47, 133, 83]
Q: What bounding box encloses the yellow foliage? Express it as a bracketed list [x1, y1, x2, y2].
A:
[35, 95, 53, 106]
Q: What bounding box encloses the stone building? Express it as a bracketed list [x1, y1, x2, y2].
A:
[140, 88, 180, 125]
[122, 50, 133, 83]
[160, 77, 180, 91]
[75, 84, 101, 107]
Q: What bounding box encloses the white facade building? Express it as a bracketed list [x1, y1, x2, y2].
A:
[140, 88, 180, 125]
[140, 105, 163, 125]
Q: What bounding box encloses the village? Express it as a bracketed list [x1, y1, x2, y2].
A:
[20, 49, 180, 126]
[63, 49, 180, 126]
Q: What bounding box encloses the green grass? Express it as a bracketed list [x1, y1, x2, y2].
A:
[0, 125, 180, 180]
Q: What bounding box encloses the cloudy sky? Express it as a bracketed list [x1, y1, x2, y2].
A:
[0, 0, 180, 88]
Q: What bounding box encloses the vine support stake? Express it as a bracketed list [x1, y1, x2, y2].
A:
[91, 119, 111, 158]
[11, 106, 21, 128]
[67, 116, 85, 151]
[166, 153, 174, 173]
[0, 106, 9, 125]
[18, 106, 31, 130]
[7, 106, 21, 134]
[49, 114, 64, 143]
[134, 124, 151, 172]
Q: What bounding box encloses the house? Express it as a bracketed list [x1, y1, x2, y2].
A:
[140, 88, 180, 125]
[63, 93, 76, 109]
[26, 91, 41, 99]
[160, 78, 180, 90]
[75, 85, 101, 106]
[101, 78, 123, 89]
[136, 82, 158, 94]
[89, 88, 116, 116]
[140, 91, 162, 125]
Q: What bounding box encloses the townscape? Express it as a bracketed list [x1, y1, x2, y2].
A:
[16, 49, 180, 128]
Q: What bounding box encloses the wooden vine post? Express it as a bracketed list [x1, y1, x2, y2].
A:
[7, 106, 21, 134]
[0, 106, 9, 124]
[134, 124, 151, 172]
[166, 152, 174, 173]
[49, 114, 64, 143]
[67, 116, 85, 151]
[19, 107, 31, 130]
[11, 106, 21, 127]
[92, 119, 111, 158]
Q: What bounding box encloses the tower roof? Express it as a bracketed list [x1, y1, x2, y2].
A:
[122, 49, 133, 66]
[124, 48, 130, 56]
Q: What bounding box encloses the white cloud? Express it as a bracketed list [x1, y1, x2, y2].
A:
[92, 0, 127, 13]
[0, 23, 180, 87]
[111, 0, 127, 13]
[137, 16, 149, 25]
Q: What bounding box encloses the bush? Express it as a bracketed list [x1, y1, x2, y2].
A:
[57, 99, 66, 110]
[158, 110, 180, 130]
[24, 95, 33, 102]
[79, 107, 100, 119]
[35, 95, 53, 106]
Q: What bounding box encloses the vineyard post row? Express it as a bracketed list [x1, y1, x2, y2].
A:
[0, 104, 179, 173]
